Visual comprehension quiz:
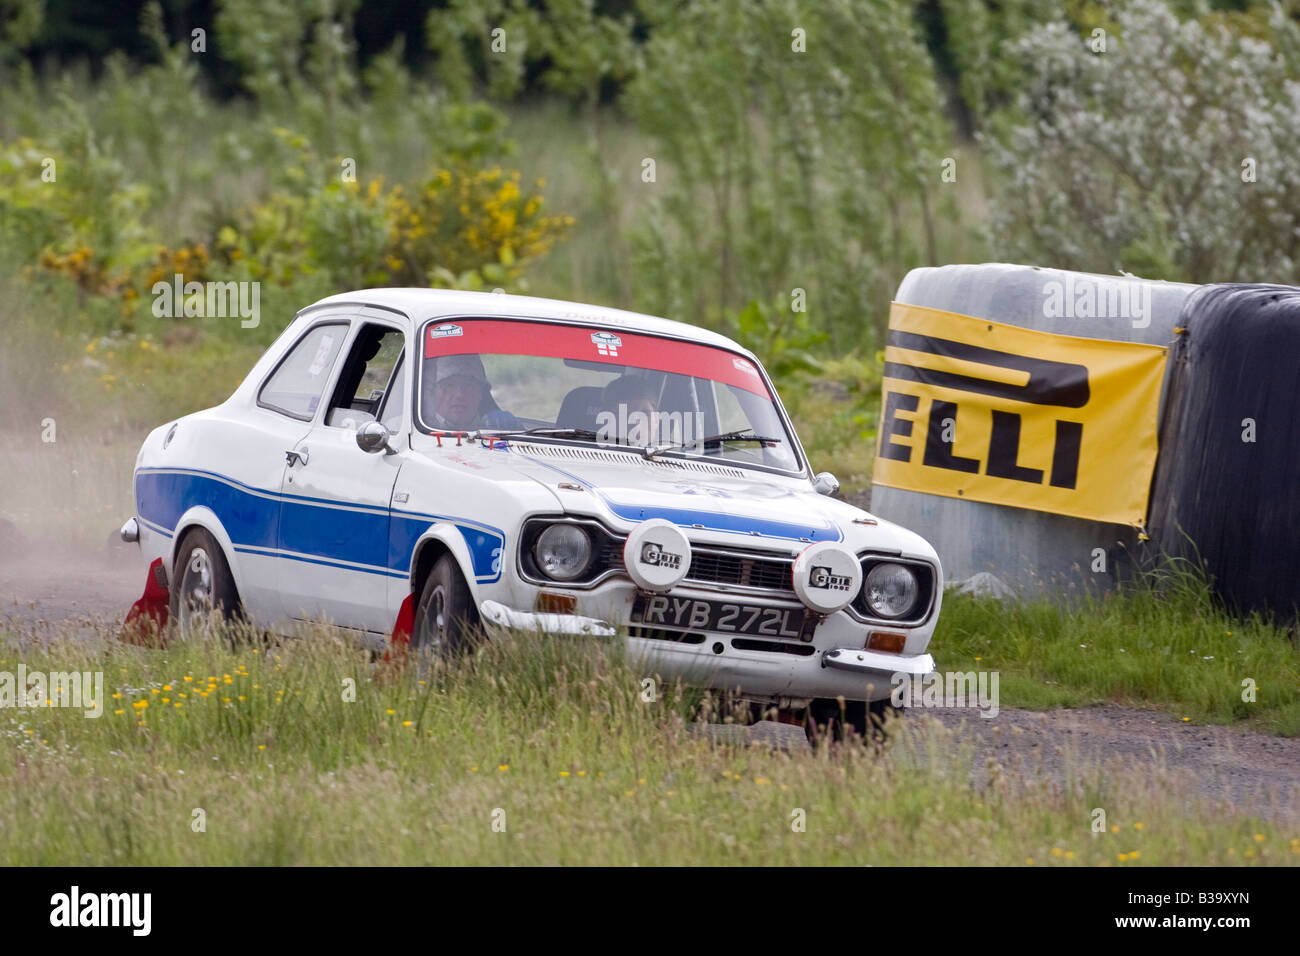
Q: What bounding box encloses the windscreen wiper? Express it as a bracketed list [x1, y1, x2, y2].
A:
[504, 426, 603, 441]
[642, 429, 782, 460]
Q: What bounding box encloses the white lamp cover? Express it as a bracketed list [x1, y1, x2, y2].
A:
[791, 541, 862, 614]
[623, 519, 692, 592]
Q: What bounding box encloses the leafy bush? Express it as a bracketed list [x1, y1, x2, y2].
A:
[209, 130, 572, 294]
[930, 0, 1066, 131]
[1, 119, 571, 325]
[387, 166, 573, 286]
[0, 126, 164, 318]
[727, 297, 825, 381]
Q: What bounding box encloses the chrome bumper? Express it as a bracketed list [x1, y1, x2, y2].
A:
[821, 647, 934, 675]
[479, 599, 616, 637]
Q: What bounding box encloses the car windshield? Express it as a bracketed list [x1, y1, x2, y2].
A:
[418, 318, 801, 473]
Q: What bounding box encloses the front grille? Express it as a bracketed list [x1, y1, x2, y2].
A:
[684, 548, 794, 594]
[587, 539, 795, 595]
[596, 539, 624, 571]
[524, 518, 939, 624]
[522, 517, 799, 596]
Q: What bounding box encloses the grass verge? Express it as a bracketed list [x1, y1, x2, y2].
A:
[0, 622, 1294, 865]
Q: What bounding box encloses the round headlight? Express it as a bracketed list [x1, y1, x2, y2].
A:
[533, 524, 592, 581]
[863, 563, 919, 619]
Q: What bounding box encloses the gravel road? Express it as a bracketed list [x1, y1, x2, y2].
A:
[0, 541, 147, 637]
[917, 707, 1299, 820]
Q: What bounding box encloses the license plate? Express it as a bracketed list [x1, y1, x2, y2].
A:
[632, 594, 808, 639]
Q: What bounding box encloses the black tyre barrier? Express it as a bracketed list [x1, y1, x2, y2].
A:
[1148, 284, 1300, 622]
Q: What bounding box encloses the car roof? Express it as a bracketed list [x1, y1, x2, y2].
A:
[302, 288, 756, 357]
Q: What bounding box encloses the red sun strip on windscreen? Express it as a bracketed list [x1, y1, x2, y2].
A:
[423, 319, 771, 397]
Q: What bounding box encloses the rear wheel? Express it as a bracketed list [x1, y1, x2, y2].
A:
[412, 554, 481, 659]
[169, 527, 243, 641]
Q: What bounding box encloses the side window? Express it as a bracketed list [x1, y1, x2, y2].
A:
[377, 354, 406, 431]
[324, 325, 405, 429]
[259, 323, 347, 420]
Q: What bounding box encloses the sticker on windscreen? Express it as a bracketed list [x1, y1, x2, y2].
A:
[591, 331, 622, 357]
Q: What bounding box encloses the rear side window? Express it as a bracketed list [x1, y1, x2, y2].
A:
[259, 323, 347, 420]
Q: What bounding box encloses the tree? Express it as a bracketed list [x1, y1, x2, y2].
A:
[622, 0, 957, 349]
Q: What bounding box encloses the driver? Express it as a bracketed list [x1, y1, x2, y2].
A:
[426, 354, 516, 431]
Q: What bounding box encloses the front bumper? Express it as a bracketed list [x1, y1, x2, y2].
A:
[623, 631, 934, 701]
[478, 581, 937, 703]
[823, 647, 934, 675]
[479, 599, 617, 637]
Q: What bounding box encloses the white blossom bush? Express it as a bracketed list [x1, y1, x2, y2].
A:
[985, 0, 1300, 283]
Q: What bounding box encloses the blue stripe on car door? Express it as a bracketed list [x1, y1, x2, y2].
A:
[137, 467, 504, 582]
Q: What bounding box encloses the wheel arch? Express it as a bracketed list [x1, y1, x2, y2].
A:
[168, 506, 246, 601]
[408, 524, 480, 604]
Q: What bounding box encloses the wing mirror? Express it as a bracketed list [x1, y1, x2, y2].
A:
[813, 471, 840, 496]
[356, 421, 397, 455]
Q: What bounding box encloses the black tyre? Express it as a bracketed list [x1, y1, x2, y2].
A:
[807, 697, 903, 742]
[169, 527, 243, 640]
[412, 553, 481, 658]
[868, 697, 905, 734]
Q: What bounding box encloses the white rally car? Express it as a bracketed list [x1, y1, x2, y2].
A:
[122, 289, 941, 727]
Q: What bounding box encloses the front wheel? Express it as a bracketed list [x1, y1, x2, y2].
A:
[169, 527, 243, 641]
[412, 554, 481, 659]
[807, 697, 903, 742]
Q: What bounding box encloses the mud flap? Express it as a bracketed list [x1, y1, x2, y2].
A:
[120, 558, 169, 646]
[379, 592, 416, 671]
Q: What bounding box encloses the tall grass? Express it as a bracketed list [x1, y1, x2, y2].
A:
[1, 622, 1293, 865]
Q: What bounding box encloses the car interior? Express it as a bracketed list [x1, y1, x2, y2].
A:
[324, 324, 405, 430]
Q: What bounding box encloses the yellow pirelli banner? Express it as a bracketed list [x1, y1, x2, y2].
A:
[873, 302, 1169, 526]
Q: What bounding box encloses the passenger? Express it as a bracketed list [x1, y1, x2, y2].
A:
[599, 375, 659, 445]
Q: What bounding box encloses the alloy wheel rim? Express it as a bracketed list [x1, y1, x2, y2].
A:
[430, 585, 447, 651]
[178, 547, 214, 638]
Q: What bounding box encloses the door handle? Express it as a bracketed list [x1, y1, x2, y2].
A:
[285, 447, 309, 467]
